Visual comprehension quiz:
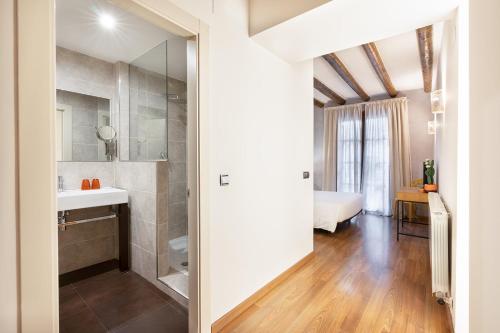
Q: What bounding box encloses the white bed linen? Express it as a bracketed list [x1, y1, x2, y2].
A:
[314, 191, 363, 233]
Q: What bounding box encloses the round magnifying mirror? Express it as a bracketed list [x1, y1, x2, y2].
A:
[96, 125, 117, 142]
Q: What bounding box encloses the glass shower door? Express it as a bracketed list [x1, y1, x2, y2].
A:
[159, 36, 189, 298]
[128, 38, 189, 299]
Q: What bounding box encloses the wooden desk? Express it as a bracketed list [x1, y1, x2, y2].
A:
[396, 187, 429, 241]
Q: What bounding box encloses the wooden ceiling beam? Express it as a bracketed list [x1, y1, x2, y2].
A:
[322, 53, 370, 101]
[314, 98, 325, 108]
[416, 25, 433, 93]
[313, 78, 346, 105]
[362, 42, 398, 98]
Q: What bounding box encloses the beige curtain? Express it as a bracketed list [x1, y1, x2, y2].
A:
[322, 104, 363, 191]
[322, 106, 338, 191]
[323, 99, 411, 198]
[366, 98, 412, 199]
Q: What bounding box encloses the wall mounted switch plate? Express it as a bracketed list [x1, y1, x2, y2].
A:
[220, 174, 229, 186]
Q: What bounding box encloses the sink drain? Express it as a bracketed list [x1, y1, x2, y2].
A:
[181, 261, 188, 267]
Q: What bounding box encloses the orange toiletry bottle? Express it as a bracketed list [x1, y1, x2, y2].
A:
[81, 179, 91, 190]
[91, 178, 101, 190]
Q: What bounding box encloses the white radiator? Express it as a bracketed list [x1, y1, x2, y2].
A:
[428, 192, 450, 298]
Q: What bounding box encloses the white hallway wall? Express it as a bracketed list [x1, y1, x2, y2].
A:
[141, 0, 314, 323]
[207, 1, 313, 321]
[435, 6, 470, 331]
[435, 17, 459, 325]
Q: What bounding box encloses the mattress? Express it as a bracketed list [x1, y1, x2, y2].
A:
[314, 191, 363, 233]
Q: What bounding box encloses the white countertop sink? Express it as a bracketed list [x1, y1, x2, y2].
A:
[57, 187, 128, 211]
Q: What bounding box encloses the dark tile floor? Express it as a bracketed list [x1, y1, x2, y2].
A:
[59, 269, 188, 333]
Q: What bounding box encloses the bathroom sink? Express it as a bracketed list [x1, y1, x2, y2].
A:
[57, 187, 128, 211]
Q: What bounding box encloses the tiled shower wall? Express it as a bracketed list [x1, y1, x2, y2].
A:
[56, 46, 115, 104]
[118, 60, 188, 278]
[166, 78, 188, 274]
[129, 65, 168, 161]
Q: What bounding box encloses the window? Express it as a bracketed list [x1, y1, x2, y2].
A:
[362, 110, 391, 215]
[336, 106, 391, 215]
[336, 107, 363, 193]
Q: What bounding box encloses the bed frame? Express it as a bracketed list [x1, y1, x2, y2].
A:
[337, 209, 363, 229]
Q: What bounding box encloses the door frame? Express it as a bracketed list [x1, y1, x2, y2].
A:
[17, 0, 211, 331]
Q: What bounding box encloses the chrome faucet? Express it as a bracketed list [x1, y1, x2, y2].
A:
[58, 176, 64, 192]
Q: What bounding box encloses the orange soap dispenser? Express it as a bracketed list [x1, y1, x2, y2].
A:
[81, 179, 91, 190]
[91, 178, 101, 190]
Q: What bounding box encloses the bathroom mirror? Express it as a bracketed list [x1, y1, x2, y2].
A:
[56, 89, 112, 162]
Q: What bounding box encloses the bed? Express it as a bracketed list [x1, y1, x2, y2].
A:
[314, 191, 363, 233]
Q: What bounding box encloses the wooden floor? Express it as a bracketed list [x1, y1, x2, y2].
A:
[221, 214, 452, 333]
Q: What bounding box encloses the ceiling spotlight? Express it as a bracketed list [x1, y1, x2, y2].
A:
[99, 13, 116, 29]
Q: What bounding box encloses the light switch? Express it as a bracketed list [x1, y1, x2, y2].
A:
[220, 174, 229, 186]
[303, 171, 310, 179]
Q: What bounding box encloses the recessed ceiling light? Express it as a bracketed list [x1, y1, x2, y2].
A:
[98, 13, 116, 29]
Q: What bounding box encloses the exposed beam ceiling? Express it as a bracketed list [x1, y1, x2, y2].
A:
[362, 43, 398, 97]
[314, 24, 443, 102]
[251, 0, 457, 63]
[322, 53, 370, 101]
[313, 78, 346, 105]
[416, 25, 433, 93]
[314, 98, 325, 108]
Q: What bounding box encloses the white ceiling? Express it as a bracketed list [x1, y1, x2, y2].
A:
[314, 23, 444, 103]
[56, 0, 187, 81]
[252, 0, 458, 63]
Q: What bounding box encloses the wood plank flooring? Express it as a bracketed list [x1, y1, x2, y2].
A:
[220, 214, 452, 333]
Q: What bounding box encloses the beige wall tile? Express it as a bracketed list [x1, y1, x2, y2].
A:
[130, 244, 156, 282]
[157, 191, 168, 225]
[115, 161, 157, 192]
[168, 162, 186, 184]
[130, 216, 156, 254]
[128, 190, 156, 224]
[57, 161, 114, 190]
[56, 47, 114, 100]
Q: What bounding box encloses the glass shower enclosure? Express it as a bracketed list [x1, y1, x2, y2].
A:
[128, 38, 189, 298]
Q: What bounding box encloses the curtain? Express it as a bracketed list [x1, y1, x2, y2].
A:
[363, 104, 391, 215]
[322, 98, 411, 215]
[322, 107, 338, 191]
[336, 105, 363, 193]
[364, 98, 412, 215]
[387, 99, 412, 202]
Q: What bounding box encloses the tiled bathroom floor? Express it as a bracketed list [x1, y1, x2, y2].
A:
[59, 269, 188, 333]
